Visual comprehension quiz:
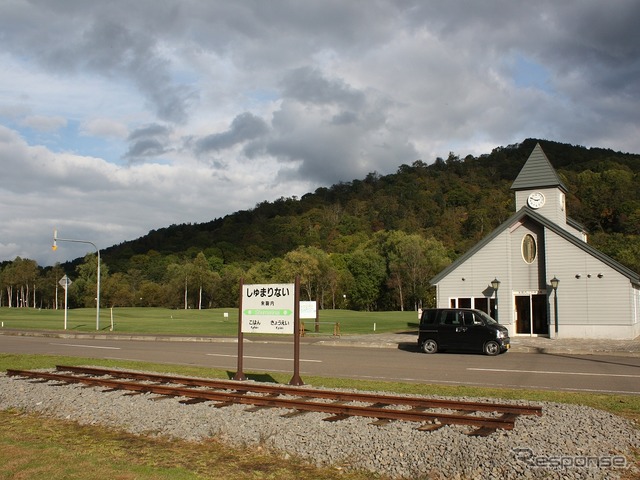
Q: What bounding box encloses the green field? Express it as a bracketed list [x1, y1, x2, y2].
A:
[0, 307, 419, 336]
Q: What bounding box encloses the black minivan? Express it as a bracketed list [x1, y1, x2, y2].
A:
[418, 308, 510, 356]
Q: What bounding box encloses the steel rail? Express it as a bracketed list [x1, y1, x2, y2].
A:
[54, 365, 542, 416]
[6, 368, 541, 433]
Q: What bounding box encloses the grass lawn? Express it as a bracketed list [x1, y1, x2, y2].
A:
[0, 307, 419, 336]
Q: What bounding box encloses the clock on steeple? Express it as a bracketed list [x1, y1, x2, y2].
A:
[511, 143, 569, 226]
[527, 192, 545, 209]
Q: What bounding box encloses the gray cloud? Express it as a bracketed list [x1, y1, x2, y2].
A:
[1, 1, 640, 265]
[0, 7, 195, 124]
[78, 20, 197, 124]
[125, 124, 173, 160]
[196, 113, 269, 154]
[263, 89, 416, 185]
[129, 124, 172, 141]
[125, 138, 170, 159]
[281, 67, 366, 110]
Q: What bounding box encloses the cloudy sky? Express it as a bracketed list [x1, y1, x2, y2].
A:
[1, 1, 639, 266]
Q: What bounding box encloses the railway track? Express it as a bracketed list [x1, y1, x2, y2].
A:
[6, 365, 542, 436]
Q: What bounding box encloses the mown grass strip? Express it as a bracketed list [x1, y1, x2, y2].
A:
[0, 409, 372, 480]
[0, 307, 417, 335]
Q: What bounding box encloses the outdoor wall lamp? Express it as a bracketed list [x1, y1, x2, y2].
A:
[550, 277, 559, 338]
[490, 278, 500, 322]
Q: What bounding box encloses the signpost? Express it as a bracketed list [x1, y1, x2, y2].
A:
[53, 230, 101, 331]
[300, 300, 318, 332]
[59, 275, 72, 330]
[234, 278, 303, 385]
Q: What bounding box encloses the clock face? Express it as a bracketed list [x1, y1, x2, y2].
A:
[527, 192, 545, 209]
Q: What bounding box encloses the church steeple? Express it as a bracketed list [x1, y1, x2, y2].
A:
[511, 143, 571, 229]
[511, 143, 567, 192]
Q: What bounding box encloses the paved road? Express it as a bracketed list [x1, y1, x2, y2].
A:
[1, 334, 639, 395]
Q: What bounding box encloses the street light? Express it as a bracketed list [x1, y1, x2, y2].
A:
[550, 276, 559, 338]
[490, 278, 500, 322]
[53, 229, 101, 331]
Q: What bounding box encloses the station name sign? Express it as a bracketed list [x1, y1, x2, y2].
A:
[241, 283, 296, 334]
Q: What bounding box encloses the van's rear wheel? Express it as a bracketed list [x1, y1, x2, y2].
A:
[484, 340, 500, 356]
[421, 339, 438, 354]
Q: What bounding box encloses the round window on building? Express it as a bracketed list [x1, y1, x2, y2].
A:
[522, 234, 537, 264]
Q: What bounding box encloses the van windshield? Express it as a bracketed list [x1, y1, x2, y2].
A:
[476, 310, 498, 324]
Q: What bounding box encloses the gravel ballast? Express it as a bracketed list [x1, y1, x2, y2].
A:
[1, 370, 638, 479]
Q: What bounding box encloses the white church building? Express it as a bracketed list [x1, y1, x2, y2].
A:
[430, 144, 640, 339]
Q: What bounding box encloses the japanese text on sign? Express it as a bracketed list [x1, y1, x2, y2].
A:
[246, 286, 291, 298]
[242, 283, 295, 334]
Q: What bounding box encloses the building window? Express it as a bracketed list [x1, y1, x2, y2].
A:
[474, 297, 488, 313]
[522, 234, 537, 264]
[449, 297, 496, 317]
[458, 298, 472, 308]
[451, 298, 472, 308]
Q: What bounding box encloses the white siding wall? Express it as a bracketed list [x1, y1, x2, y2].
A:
[515, 189, 566, 227]
[509, 220, 545, 292]
[436, 229, 511, 314]
[544, 230, 634, 339]
[633, 286, 640, 338]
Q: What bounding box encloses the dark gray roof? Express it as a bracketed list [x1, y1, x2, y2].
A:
[510, 143, 568, 192]
[430, 206, 640, 286]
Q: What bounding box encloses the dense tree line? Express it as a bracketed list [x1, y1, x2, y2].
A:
[1, 138, 639, 311]
[0, 232, 449, 311]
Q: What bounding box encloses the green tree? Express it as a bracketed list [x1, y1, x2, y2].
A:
[5, 257, 40, 308]
[167, 261, 193, 310]
[0, 262, 15, 307]
[345, 248, 386, 311]
[326, 254, 353, 309]
[102, 272, 134, 307]
[245, 258, 286, 284]
[281, 247, 322, 300]
[369, 231, 452, 311]
[192, 252, 216, 310]
[42, 263, 65, 309]
[73, 253, 108, 308]
[138, 280, 170, 307]
[216, 264, 245, 308]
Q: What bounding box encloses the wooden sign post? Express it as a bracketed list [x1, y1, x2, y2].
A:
[234, 277, 303, 385]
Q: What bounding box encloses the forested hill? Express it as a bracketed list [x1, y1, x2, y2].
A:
[99, 138, 640, 275]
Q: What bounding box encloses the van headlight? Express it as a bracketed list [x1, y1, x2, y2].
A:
[496, 330, 507, 339]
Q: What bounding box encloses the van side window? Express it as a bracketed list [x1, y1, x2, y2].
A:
[420, 310, 437, 325]
[461, 311, 476, 326]
[441, 311, 460, 326]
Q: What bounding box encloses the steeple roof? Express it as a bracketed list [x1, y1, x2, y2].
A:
[510, 143, 568, 192]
